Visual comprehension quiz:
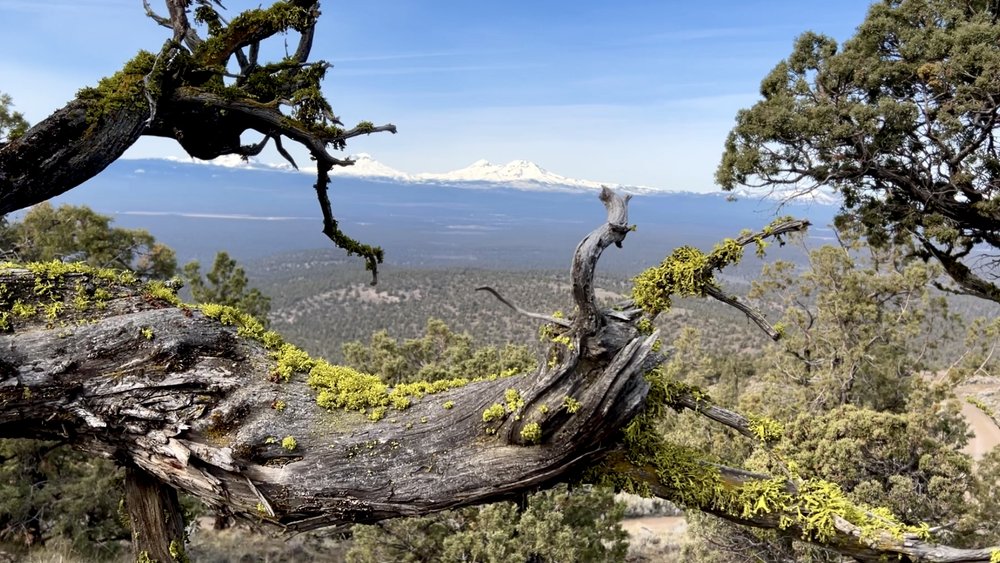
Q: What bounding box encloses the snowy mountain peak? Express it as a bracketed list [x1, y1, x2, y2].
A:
[328, 153, 410, 180]
[137, 153, 836, 201]
[416, 158, 629, 192]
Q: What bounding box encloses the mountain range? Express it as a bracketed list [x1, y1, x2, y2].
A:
[46, 156, 839, 274]
[156, 153, 841, 203]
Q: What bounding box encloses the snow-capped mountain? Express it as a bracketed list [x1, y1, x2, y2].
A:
[140, 153, 836, 203]
[329, 153, 410, 181]
[324, 154, 658, 193]
[414, 158, 633, 191]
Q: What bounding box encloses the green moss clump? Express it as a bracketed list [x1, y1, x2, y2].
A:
[76, 51, 158, 125]
[272, 400, 287, 412]
[141, 327, 155, 340]
[519, 422, 542, 444]
[281, 436, 297, 451]
[195, 3, 314, 65]
[443, 400, 455, 410]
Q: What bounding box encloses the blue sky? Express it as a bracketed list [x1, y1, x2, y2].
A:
[1, 0, 873, 191]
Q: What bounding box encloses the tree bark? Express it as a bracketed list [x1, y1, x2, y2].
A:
[125, 466, 186, 562]
[0, 100, 147, 215]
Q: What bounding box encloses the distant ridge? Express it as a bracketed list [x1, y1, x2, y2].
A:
[137, 153, 838, 204]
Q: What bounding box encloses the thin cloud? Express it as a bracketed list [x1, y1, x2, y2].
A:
[3, 0, 127, 13]
[335, 51, 486, 63]
[334, 63, 545, 76]
[638, 26, 791, 42]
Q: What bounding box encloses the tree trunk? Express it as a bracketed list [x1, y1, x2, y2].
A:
[125, 466, 186, 563]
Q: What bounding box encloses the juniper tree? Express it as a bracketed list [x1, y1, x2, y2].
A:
[183, 251, 270, 326]
[718, 0, 1000, 304]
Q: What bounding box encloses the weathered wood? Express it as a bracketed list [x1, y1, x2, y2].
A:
[0, 190, 657, 536]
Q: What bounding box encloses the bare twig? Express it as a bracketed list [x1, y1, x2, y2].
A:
[475, 286, 572, 327]
[704, 285, 781, 340]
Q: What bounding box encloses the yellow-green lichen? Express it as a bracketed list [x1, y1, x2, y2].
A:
[144, 280, 182, 306]
[443, 400, 455, 410]
[141, 327, 154, 340]
[272, 400, 287, 412]
[272, 343, 315, 382]
[590, 367, 932, 545]
[519, 422, 542, 444]
[632, 240, 743, 315]
[563, 396, 581, 414]
[966, 396, 995, 418]
[168, 539, 189, 563]
[747, 414, 784, 444]
[504, 388, 524, 412]
[43, 301, 63, 319]
[482, 403, 506, 423]
[10, 301, 36, 318]
[308, 363, 386, 410]
[1, 261, 186, 331]
[281, 436, 297, 451]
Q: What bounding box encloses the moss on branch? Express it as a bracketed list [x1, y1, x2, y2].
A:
[195, 2, 315, 66]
